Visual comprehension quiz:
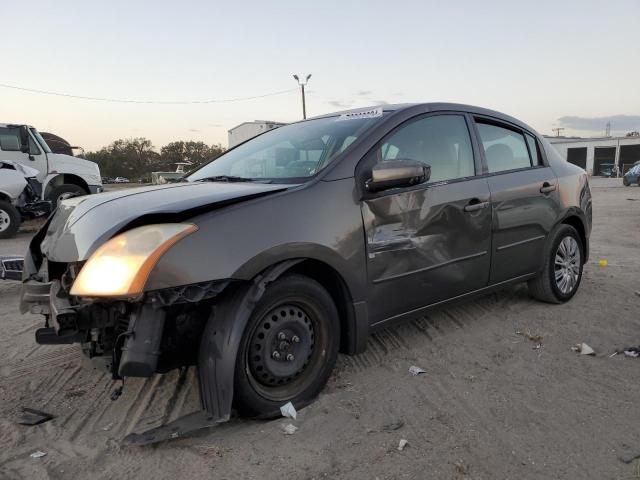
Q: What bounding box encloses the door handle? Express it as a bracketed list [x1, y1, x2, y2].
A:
[540, 182, 556, 194]
[464, 200, 489, 212]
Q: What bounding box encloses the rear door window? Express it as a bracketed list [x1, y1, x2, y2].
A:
[476, 122, 532, 173]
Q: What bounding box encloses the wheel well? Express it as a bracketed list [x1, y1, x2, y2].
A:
[0, 192, 11, 203]
[285, 259, 355, 354]
[45, 174, 89, 196]
[562, 215, 587, 261]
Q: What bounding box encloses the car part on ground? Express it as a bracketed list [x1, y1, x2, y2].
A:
[18, 103, 592, 442]
[0, 256, 24, 280]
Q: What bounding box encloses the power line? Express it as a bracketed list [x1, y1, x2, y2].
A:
[0, 83, 298, 105]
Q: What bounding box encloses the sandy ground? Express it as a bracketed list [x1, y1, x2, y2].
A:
[0, 178, 639, 479]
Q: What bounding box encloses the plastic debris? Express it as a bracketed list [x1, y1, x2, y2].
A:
[623, 347, 640, 358]
[408, 366, 426, 376]
[398, 439, 409, 451]
[282, 423, 298, 435]
[598, 259, 607, 267]
[382, 420, 404, 431]
[572, 343, 595, 355]
[30, 451, 47, 458]
[280, 401, 297, 420]
[18, 407, 54, 426]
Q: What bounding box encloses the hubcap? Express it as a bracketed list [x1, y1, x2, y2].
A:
[249, 304, 315, 387]
[554, 236, 581, 294]
[0, 209, 10, 232]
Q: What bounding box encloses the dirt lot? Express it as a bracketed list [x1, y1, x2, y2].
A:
[0, 178, 639, 479]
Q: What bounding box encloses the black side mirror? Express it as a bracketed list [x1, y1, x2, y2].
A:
[365, 159, 431, 193]
[19, 126, 30, 154]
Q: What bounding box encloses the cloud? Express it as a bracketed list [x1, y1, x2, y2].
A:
[558, 115, 640, 132]
[357, 90, 371, 96]
[327, 100, 352, 108]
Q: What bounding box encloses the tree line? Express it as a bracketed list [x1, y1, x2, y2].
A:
[85, 138, 226, 180]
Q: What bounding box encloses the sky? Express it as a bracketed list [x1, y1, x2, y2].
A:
[2, 0, 639, 151]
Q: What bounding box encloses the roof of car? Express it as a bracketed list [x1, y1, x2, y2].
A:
[309, 102, 535, 134]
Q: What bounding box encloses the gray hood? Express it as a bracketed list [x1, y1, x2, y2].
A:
[39, 181, 289, 262]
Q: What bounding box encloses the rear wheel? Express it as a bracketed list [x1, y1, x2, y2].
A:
[233, 274, 340, 417]
[0, 200, 20, 239]
[528, 224, 584, 304]
[46, 184, 86, 208]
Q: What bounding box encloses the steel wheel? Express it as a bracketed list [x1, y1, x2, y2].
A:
[0, 209, 10, 233]
[248, 304, 315, 390]
[554, 236, 581, 294]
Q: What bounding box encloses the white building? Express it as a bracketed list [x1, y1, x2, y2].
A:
[228, 120, 286, 148]
[546, 135, 640, 176]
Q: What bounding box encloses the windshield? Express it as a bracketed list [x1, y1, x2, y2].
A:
[30, 128, 52, 154]
[188, 114, 386, 183]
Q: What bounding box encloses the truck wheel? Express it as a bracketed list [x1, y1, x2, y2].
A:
[0, 200, 20, 239]
[528, 224, 584, 304]
[47, 184, 86, 208]
[232, 274, 340, 418]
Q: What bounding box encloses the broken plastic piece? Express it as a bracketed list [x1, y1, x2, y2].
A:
[123, 410, 222, 445]
[623, 347, 640, 358]
[572, 343, 595, 355]
[398, 439, 409, 451]
[30, 451, 47, 458]
[280, 401, 297, 420]
[409, 366, 426, 376]
[18, 407, 54, 426]
[282, 423, 298, 435]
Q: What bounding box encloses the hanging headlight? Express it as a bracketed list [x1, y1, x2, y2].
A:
[70, 223, 198, 297]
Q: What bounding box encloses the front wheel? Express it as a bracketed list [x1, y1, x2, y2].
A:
[233, 274, 340, 418]
[0, 200, 20, 239]
[46, 184, 86, 209]
[528, 224, 584, 304]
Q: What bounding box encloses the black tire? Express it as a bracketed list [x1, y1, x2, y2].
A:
[528, 224, 584, 304]
[0, 200, 20, 239]
[623, 177, 629, 186]
[233, 274, 340, 418]
[46, 184, 86, 208]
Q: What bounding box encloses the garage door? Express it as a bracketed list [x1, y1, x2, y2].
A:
[619, 144, 640, 174]
[566, 147, 587, 169]
[593, 147, 616, 176]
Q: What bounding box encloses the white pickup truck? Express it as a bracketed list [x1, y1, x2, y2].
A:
[0, 124, 102, 207]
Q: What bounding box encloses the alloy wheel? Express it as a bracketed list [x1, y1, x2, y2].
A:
[554, 236, 581, 294]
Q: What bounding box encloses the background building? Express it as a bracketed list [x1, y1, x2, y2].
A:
[546, 135, 640, 176]
[228, 120, 286, 148]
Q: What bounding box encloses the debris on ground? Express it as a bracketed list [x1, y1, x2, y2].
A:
[532, 344, 542, 350]
[382, 420, 404, 431]
[30, 451, 47, 459]
[102, 422, 114, 431]
[18, 408, 54, 426]
[517, 330, 543, 343]
[454, 460, 469, 475]
[635, 291, 640, 297]
[623, 347, 640, 358]
[397, 439, 409, 451]
[408, 366, 426, 376]
[64, 388, 87, 398]
[572, 343, 595, 355]
[281, 423, 298, 435]
[280, 401, 297, 420]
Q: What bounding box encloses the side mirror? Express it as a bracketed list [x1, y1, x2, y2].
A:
[365, 159, 431, 193]
[19, 126, 30, 154]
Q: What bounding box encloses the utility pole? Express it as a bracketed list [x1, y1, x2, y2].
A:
[552, 127, 565, 137]
[293, 74, 312, 119]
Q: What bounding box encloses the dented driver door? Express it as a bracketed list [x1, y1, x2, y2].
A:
[359, 113, 492, 325]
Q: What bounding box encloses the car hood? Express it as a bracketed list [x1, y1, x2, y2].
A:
[47, 153, 102, 183]
[39, 181, 289, 262]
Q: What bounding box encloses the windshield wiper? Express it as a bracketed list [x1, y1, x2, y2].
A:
[195, 175, 266, 183]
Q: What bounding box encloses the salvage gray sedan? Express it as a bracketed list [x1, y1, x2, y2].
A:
[20, 103, 591, 438]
